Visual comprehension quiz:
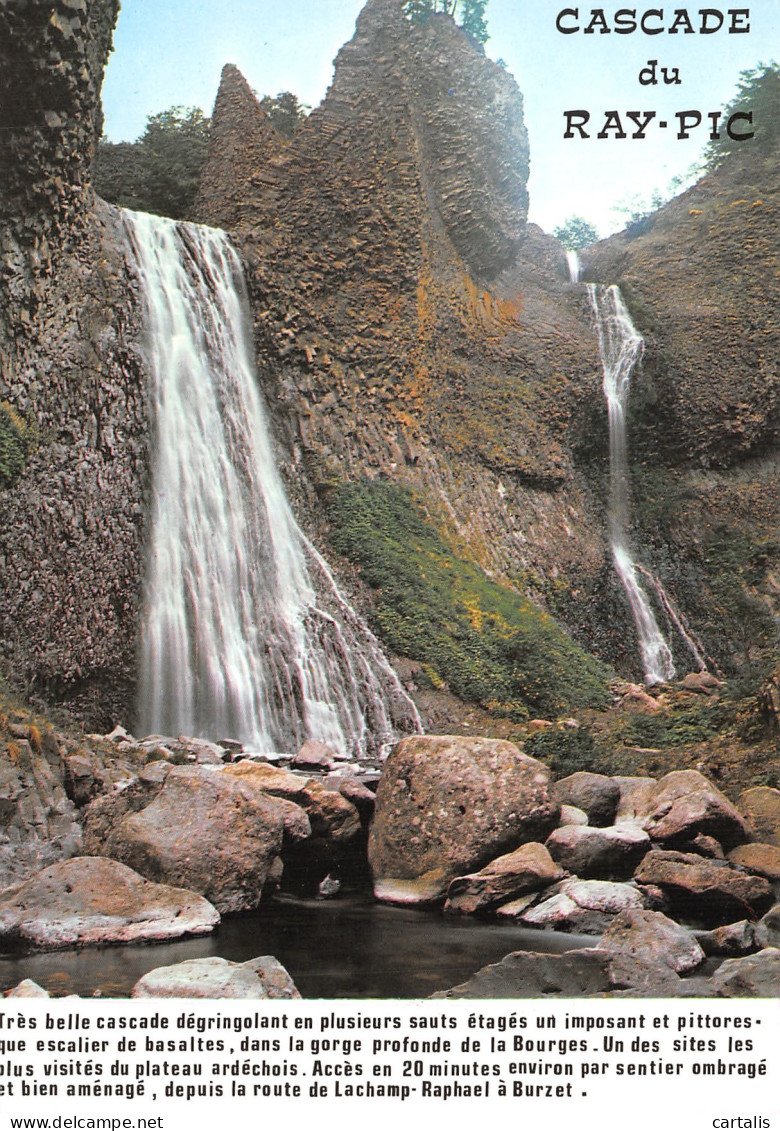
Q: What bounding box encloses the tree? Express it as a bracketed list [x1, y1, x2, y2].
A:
[259, 91, 308, 139]
[553, 215, 599, 250]
[94, 105, 211, 220]
[704, 62, 780, 170]
[403, 0, 490, 44]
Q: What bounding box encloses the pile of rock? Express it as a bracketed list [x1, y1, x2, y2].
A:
[369, 736, 780, 996]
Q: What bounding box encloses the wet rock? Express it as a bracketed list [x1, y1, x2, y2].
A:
[0, 857, 219, 951]
[519, 879, 647, 934]
[727, 843, 780, 881]
[598, 908, 706, 975]
[369, 736, 559, 904]
[640, 771, 751, 849]
[738, 786, 780, 847]
[83, 766, 291, 914]
[131, 956, 300, 1000]
[433, 948, 685, 999]
[634, 849, 774, 926]
[545, 823, 651, 879]
[695, 921, 757, 957]
[444, 843, 563, 914]
[552, 772, 620, 827]
[709, 949, 780, 997]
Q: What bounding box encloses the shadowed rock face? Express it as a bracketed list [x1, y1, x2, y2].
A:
[0, 2, 147, 726]
[0, 0, 120, 239]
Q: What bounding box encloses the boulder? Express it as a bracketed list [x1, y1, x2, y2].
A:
[634, 850, 774, 926]
[727, 843, 780, 882]
[558, 804, 589, 827]
[545, 823, 650, 879]
[0, 857, 219, 951]
[695, 921, 757, 957]
[223, 762, 361, 843]
[738, 786, 780, 847]
[552, 772, 620, 827]
[754, 903, 780, 949]
[5, 979, 51, 998]
[613, 776, 657, 821]
[709, 949, 780, 997]
[292, 741, 339, 770]
[519, 879, 647, 934]
[434, 948, 685, 999]
[84, 766, 291, 913]
[444, 843, 563, 914]
[132, 956, 300, 1000]
[368, 736, 559, 904]
[640, 770, 750, 849]
[598, 908, 705, 975]
[0, 737, 82, 890]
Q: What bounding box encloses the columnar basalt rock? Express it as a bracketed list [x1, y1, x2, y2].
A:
[0, 2, 148, 725]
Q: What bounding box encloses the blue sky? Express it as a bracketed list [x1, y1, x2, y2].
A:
[101, 1, 780, 235]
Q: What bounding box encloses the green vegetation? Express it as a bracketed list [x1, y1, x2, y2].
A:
[0, 401, 37, 489]
[94, 106, 211, 220]
[704, 62, 780, 169]
[525, 727, 600, 777]
[553, 215, 599, 250]
[327, 480, 610, 719]
[404, 0, 490, 43]
[95, 91, 309, 219]
[259, 91, 308, 139]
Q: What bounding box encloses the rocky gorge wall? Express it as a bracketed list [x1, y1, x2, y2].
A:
[0, 0, 147, 725]
[2, 0, 779, 732]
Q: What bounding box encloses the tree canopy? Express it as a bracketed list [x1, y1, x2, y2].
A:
[704, 62, 780, 170]
[553, 215, 599, 250]
[404, 0, 490, 44]
[259, 91, 308, 139]
[94, 106, 211, 220]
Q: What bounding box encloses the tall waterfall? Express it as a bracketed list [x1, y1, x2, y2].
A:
[587, 284, 677, 684]
[123, 210, 420, 756]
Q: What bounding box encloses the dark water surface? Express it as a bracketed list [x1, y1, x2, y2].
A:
[0, 895, 596, 999]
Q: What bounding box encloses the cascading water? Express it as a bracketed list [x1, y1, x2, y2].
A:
[586, 281, 676, 684]
[123, 209, 420, 756]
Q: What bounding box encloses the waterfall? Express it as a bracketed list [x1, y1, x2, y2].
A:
[123, 209, 420, 757]
[587, 284, 676, 684]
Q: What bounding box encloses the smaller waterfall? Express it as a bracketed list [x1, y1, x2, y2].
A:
[587, 284, 676, 684]
[566, 249, 582, 283]
[124, 209, 420, 756]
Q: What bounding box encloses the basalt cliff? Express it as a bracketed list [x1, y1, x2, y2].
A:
[1, 0, 779, 743]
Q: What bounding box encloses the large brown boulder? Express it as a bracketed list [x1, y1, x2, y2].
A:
[444, 842, 563, 914]
[369, 736, 559, 904]
[635, 849, 774, 926]
[552, 772, 620, 827]
[639, 771, 751, 849]
[738, 786, 780, 847]
[598, 908, 705, 975]
[0, 857, 219, 951]
[83, 766, 293, 914]
[131, 956, 300, 1000]
[223, 762, 361, 843]
[545, 823, 651, 879]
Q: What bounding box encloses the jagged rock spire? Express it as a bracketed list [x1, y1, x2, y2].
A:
[193, 64, 284, 230]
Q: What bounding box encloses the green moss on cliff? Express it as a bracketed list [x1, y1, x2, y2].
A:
[327, 480, 610, 720]
[0, 402, 37, 489]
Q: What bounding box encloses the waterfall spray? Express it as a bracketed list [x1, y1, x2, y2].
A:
[124, 210, 419, 755]
[587, 284, 676, 684]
